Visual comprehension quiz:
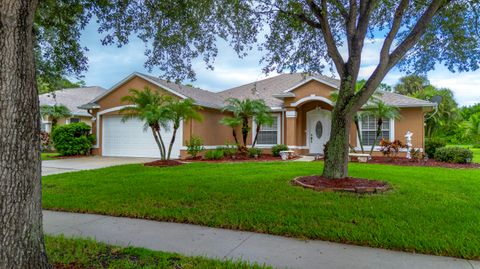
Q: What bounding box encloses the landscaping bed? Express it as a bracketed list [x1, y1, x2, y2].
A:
[43, 162, 480, 259]
[47, 236, 268, 269]
[292, 175, 390, 193]
[184, 154, 298, 162]
[144, 159, 185, 167]
[358, 156, 480, 168]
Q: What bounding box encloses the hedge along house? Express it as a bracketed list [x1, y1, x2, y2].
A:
[79, 72, 436, 158]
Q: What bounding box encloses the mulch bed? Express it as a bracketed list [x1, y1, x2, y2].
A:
[144, 159, 185, 167]
[359, 156, 480, 169]
[184, 154, 299, 162]
[292, 175, 390, 194]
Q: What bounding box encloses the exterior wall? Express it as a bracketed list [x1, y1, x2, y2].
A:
[42, 115, 92, 133]
[283, 80, 336, 107]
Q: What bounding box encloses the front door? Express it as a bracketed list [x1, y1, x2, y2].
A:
[307, 109, 331, 154]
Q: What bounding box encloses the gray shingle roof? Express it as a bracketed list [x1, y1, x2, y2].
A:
[39, 86, 107, 116]
[80, 72, 435, 111]
[217, 73, 340, 107]
[139, 73, 226, 109]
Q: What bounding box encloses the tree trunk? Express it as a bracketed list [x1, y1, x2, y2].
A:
[369, 119, 383, 155]
[231, 129, 239, 145]
[252, 124, 261, 148]
[0, 0, 50, 268]
[166, 125, 179, 160]
[354, 116, 364, 153]
[241, 118, 249, 147]
[322, 111, 352, 179]
[151, 126, 165, 159]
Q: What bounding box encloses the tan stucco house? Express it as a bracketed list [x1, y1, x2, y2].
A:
[79, 72, 435, 158]
[39, 86, 107, 133]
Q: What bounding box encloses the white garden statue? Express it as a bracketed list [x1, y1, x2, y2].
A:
[405, 131, 413, 159]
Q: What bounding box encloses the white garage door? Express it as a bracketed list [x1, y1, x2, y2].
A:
[102, 115, 182, 158]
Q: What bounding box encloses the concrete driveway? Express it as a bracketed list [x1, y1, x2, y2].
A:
[42, 156, 156, 176]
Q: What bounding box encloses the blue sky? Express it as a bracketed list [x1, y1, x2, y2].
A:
[78, 21, 479, 106]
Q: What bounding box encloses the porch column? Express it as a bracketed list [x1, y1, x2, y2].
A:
[285, 108, 297, 147]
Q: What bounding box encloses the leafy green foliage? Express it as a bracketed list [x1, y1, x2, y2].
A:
[46, 236, 268, 269]
[185, 136, 204, 158]
[204, 149, 224, 160]
[221, 98, 272, 148]
[271, 144, 288, 157]
[37, 76, 85, 94]
[434, 147, 473, 164]
[221, 143, 239, 158]
[51, 122, 93, 156]
[394, 75, 430, 96]
[43, 162, 480, 259]
[247, 147, 262, 158]
[40, 104, 72, 127]
[425, 138, 447, 158]
[363, 101, 401, 154]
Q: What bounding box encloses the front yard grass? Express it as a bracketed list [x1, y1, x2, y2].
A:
[43, 162, 480, 259]
[46, 236, 268, 268]
[42, 152, 60, 160]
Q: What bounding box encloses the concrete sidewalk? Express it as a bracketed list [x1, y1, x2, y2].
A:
[43, 210, 479, 269]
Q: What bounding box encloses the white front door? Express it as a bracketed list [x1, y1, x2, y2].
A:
[307, 109, 331, 154]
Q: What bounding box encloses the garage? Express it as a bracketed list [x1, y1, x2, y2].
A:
[102, 115, 182, 158]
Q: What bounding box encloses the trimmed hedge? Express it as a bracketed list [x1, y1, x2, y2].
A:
[271, 144, 289, 157]
[434, 147, 473, 164]
[425, 138, 446, 158]
[51, 123, 94, 156]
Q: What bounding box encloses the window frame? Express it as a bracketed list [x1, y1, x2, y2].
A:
[68, 117, 81, 124]
[357, 112, 395, 151]
[251, 114, 282, 147]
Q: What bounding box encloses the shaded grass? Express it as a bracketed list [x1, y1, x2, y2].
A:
[42, 152, 60, 161]
[43, 162, 480, 259]
[46, 235, 268, 268]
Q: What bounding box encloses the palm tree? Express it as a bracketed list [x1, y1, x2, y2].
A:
[164, 98, 203, 159]
[363, 101, 401, 155]
[120, 87, 172, 160]
[252, 108, 274, 148]
[468, 113, 480, 143]
[40, 104, 71, 128]
[221, 98, 271, 150]
[219, 117, 242, 145]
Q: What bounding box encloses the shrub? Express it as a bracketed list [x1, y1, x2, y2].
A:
[185, 136, 204, 158]
[379, 139, 405, 159]
[434, 147, 473, 163]
[204, 149, 224, 160]
[473, 144, 480, 149]
[425, 138, 446, 158]
[222, 143, 238, 158]
[271, 144, 288, 157]
[248, 147, 262, 158]
[51, 122, 94, 156]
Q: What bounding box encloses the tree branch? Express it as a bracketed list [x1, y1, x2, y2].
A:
[352, 0, 447, 111]
[305, 0, 346, 77]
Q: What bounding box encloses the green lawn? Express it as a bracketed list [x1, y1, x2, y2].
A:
[46, 236, 268, 268]
[41, 152, 59, 160]
[43, 162, 480, 259]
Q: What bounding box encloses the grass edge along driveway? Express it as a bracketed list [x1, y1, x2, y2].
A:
[43, 161, 480, 260]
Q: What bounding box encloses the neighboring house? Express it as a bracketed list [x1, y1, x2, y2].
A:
[39, 86, 107, 132]
[79, 72, 435, 158]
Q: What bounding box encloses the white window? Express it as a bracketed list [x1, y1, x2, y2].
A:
[254, 115, 280, 145]
[360, 114, 391, 147]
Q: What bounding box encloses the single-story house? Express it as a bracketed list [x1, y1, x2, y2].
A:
[39, 86, 107, 132]
[79, 72, 435, 158]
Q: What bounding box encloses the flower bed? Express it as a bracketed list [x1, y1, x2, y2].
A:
[356, 156, 480, 168]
